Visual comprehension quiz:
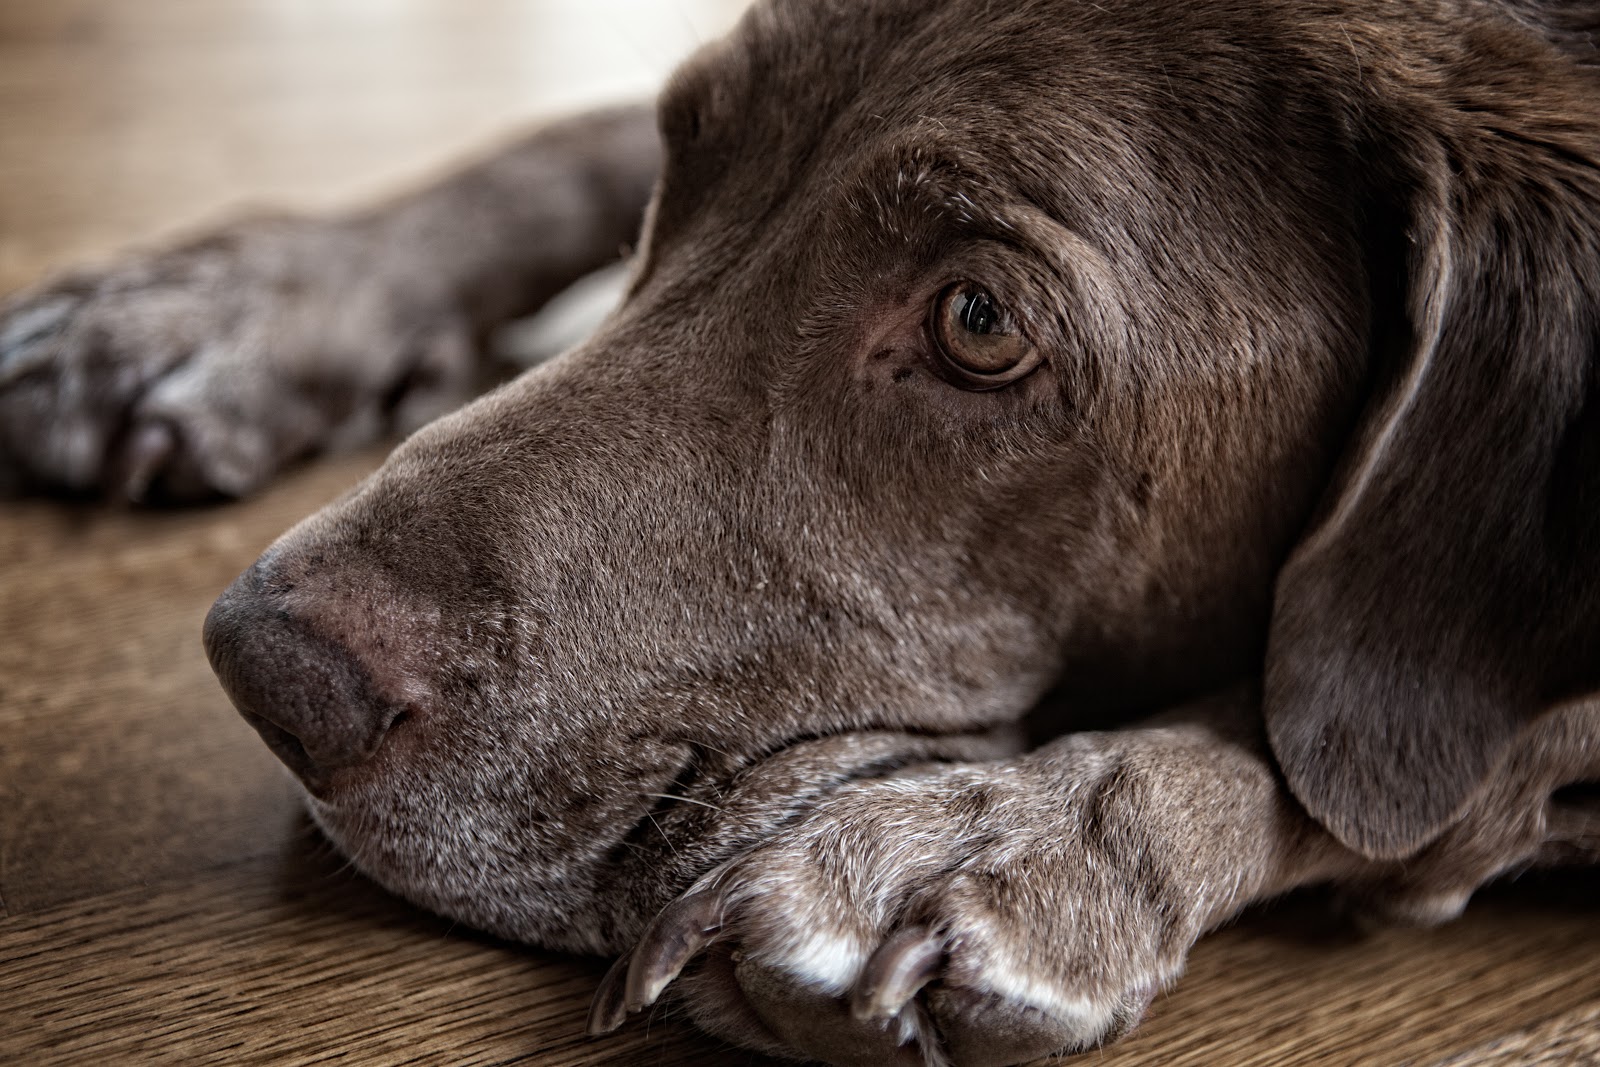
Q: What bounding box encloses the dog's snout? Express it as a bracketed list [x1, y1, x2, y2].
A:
[204, 563, 404, 789]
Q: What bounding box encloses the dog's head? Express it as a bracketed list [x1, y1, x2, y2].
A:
[204, 0, 1599, 952]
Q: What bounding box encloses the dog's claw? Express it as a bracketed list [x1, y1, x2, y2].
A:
[623, 886, 727, 1012]
[852, 927, 944, 1022]
[587, 881, 728, 1037]
[585, 950, 635, 1035]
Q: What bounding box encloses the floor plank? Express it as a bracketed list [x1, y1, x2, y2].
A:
[1, 845, 743, 1066]
[1, 2, 1596, 1065]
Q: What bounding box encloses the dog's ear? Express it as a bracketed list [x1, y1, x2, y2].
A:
[1264, 59, 1600, 860]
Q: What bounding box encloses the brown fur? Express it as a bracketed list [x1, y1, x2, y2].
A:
[3, 1, 1599, 1064]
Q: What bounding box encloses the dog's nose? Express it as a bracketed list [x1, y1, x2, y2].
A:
[203, 564, 402, 789]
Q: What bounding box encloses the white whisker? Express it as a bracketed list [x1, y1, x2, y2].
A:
[640, 791, 724, 811]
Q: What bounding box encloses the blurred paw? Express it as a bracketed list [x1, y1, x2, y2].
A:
[0, 217, 474, 501]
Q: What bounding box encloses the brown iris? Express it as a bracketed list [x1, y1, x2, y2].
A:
[930, 283, 1040, 388]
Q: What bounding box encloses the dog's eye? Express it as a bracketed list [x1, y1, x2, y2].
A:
[931, 283, 1040, 388]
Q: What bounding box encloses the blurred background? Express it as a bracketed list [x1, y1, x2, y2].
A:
[0, 0, 750, 293]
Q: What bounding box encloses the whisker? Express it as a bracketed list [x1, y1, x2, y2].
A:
[638, 791, 724, 811]
[644, 811, 680, 856]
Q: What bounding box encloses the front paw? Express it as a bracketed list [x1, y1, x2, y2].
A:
[591, 756, 1198, 1067]
[0, 217, 474, 501]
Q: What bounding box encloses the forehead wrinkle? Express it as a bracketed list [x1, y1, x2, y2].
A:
[835, 137, 1022, 247]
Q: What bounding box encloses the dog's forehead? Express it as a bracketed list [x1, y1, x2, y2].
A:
[698, 0, 1295, 120]
[665, 0, 1325, 249]
[669, 0, 1111, 149]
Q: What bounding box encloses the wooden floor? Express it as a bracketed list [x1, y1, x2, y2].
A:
[1, 2, 1597, 1065]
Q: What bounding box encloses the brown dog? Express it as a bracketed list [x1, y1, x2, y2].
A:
[3, 0, 1599, 1063]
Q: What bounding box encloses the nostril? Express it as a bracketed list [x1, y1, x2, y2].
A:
[241, 709, 318, 783]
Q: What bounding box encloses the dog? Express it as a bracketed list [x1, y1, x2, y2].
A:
[2, 0, 1598, 1063]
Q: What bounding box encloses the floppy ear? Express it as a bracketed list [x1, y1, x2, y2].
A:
[1264, 58, 1600, 860]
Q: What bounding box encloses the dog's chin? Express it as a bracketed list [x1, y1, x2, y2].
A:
[298, 776, 634, 955]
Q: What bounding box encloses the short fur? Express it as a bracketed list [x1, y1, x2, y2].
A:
[2, 1, 1597, 1064]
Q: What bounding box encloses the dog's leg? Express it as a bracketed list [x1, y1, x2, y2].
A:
[1354, 695, 1600, 924]
[0, 104, 658, 501]
[594, 690, 1600, 1066]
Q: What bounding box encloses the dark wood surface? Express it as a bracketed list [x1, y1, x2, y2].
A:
[2, 2, 1597, 1064]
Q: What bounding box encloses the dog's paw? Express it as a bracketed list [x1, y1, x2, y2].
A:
[0, 216, 475, 501]
[592, 751, 1207, 1067]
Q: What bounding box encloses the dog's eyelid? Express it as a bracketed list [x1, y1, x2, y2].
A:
[967, 223, 1127, 371]
[926, 251, 1051, 346]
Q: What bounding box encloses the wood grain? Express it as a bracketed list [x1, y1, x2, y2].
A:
[0, 2, 1596, 1064]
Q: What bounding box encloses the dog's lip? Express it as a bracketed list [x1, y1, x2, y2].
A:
[282, 756, 367, 803]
